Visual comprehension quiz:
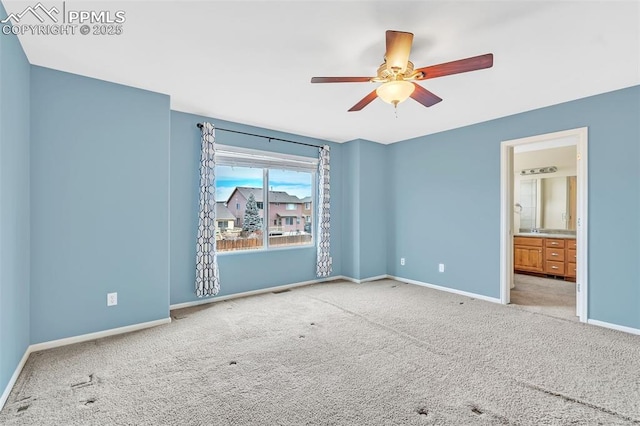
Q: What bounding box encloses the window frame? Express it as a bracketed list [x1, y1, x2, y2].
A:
[215, 144, 317, 254]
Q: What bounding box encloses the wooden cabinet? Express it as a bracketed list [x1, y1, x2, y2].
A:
[514, 237, 543, 273]
[514, 236, 576, 280]
[566, 240, 577, 279]
[544, 239, 565, 275]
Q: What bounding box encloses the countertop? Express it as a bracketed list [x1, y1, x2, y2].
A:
[515, 233, 576, 239]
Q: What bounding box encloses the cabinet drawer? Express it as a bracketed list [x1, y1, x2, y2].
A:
[567, 249, 577, 262]
[567, 239, 577, 250]
[545, 248, 565, 261]
[545, 260, 565, 275]
[514, 237, 543, 247]
[566, 262, 577, 278]
[545, 239, 565, 249]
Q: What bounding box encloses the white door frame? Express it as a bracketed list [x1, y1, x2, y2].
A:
[499, 127, 588, 322]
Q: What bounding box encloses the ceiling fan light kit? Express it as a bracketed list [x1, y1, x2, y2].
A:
[376, 80, 415, 106]
[311, 30, 493, 113]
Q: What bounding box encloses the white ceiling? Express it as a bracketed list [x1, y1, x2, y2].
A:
[4, 1, 640, 144]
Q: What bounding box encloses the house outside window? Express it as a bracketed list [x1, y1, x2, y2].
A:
[285, 203, 296, 210]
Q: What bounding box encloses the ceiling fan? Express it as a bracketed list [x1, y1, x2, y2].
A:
[311, 30, 493, 112]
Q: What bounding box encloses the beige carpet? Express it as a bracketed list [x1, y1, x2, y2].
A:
[510, 273, 577, 321]
[2, 279, 639, 425]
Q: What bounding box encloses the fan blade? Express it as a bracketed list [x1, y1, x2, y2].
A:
[348, 89, 378, 112]
[385, 30, 414, 73]
[415, 53, 493, 80]
[311, 77, 372, 83]
[410, 83, 443, 107]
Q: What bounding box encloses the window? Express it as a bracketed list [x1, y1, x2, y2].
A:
[305, 202, 311, 209]
[216, 165, 263, 252]
[215, 145, 316, 252]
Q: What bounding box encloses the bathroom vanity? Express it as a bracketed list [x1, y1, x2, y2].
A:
[514, 233, 576, 281]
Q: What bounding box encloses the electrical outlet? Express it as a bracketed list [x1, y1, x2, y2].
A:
[400, 258, 405, 266]
[438, 263, 445, 273]
[107, 292, 118, 306]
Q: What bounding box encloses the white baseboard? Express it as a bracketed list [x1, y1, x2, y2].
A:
[587, 319, 640, 336]
[340, 274, 390, 284]
[389, 275, 502, 304]
[170, 276, 345, 310]
[30, 317, 172, 353]
[0, 347, 30, 411]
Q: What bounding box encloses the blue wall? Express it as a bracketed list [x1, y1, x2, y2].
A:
[340, 139, 388, 280]
[169, 111, 343, 305]
[358, 140, 388, 279]
[29, 67, 171, 344]
[340, 140, 360, 279]
[0, 4, 31, 398]
[389, 85, 640, 329]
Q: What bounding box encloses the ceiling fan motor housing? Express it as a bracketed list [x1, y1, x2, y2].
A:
[373, 61, 416, 82]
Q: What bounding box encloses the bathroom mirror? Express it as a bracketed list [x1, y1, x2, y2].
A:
[516, 176, 576, 231]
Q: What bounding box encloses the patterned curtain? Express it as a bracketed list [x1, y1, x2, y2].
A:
[195, 122, 220, 297]
[316, 145, 332, 277]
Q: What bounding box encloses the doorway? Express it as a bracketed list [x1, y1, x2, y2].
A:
[500, 128, 588, 322]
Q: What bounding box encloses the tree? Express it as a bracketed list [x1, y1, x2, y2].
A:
[242, 193, 262, 233]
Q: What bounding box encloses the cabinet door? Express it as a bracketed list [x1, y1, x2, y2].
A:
[514, 246, 543, 272]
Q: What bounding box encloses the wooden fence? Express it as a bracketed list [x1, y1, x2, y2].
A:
[217, 234, 312, 252]
[217, 238, 262, 251]
[269, 234, 312, 246]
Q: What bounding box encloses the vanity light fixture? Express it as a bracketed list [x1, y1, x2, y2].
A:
[520, 166, 558, 176]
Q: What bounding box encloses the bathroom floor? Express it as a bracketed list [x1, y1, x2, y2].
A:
[510, 273, 577, 322]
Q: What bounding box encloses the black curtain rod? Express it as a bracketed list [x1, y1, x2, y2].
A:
[196, 123, 323, 149]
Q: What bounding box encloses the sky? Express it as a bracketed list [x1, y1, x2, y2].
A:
[216, 166, 312, 202]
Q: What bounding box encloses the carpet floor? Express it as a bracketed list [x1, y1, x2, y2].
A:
[2, 279, 639, 425]
[510, 274, 577, 322]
